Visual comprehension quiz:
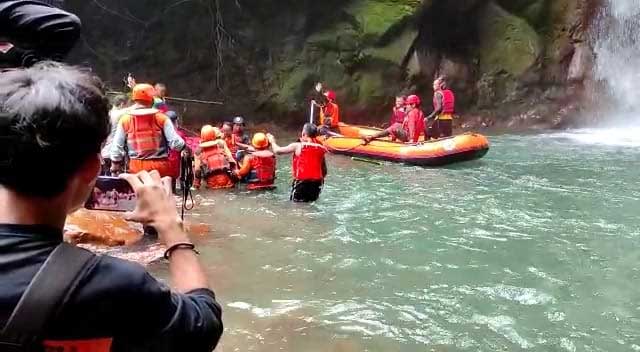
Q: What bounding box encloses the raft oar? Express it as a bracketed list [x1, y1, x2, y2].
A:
[351, 157, 382, 165]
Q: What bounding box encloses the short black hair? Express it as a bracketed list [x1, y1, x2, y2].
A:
[110, 94, 128, 107]
[302, 123, 318, 138]
[0, 62, 110, 197]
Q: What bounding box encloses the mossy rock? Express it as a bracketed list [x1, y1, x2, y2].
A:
[270, 66, 316, 109]
[477, 1, 542, 77]
[365, 28, 418, 64]
[345, 0, 421, 43]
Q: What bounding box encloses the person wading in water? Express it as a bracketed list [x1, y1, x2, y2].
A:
[268, 124, 328, 203]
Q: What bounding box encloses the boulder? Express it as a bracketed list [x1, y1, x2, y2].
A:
[477, 1, 542, 77]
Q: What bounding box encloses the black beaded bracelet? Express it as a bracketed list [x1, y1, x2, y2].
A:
[164, 242, 199, 260]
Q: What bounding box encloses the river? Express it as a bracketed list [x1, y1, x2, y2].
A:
[146, 129, 640, 352]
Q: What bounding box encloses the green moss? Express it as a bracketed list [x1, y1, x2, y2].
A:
[354, 71, 386, 105]
[366, 28, 418, 63]
[345, 0, 421, 41]
[477, 1, 542, 77]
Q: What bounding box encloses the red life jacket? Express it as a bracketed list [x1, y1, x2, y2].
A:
[435, 89, 455, 114]
[248, 150, 276, 189]
[199, 144, 230, 176]
[43, 339, 112, 352]
[390, 107, 405, 125]
[292, 142, 326, 181]
[120, 110, 167, 158]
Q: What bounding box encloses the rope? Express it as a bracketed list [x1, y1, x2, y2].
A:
[326, 137, 420, 152]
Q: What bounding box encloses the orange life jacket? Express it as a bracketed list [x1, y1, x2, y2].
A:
[321, 102, 340, 127]
[247, 150, 276, 189]
[120, 110, 168, 159]
[199, 144, 230, 177]
[224, 135, 238, 155]
[292, 142, 326, 181]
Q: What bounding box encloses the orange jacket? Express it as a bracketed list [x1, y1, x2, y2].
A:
[321, 102, 340, 127]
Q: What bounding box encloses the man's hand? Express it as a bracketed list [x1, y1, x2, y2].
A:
[110, 161, 123, 176]
[121, 170, 188, 246]
[266, 133, 275, 143]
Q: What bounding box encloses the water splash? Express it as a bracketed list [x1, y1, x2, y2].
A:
[592, 0, 640, 113]
[561, 0, 640, 145]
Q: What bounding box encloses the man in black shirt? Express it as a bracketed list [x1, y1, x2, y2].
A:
[0, 63, 223, 351]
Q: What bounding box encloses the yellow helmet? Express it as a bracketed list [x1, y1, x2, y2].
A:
[252, 132, 270, 149]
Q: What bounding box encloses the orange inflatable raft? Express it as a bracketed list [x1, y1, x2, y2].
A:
[321, 124, 490, 166]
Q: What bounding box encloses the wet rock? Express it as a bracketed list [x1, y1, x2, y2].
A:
[65, 209, 142, 246]
[567, 42, 594, 83]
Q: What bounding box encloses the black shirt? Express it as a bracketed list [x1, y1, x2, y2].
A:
[0, 0, 81, 65]
[0, 224, 223, 351]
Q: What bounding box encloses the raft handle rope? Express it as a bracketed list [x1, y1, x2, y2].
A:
[326, 138, 421, 153]
[180, 153, 195, 221]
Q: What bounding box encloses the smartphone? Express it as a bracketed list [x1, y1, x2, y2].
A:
[85, 176, 136, 212]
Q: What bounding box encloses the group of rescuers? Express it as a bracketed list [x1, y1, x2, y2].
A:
[106, 78, 455, 203]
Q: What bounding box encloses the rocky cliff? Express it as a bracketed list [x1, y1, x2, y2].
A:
[67, 0, 600, 129]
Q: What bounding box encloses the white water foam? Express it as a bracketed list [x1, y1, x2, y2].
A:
[546, 127, 640, 147]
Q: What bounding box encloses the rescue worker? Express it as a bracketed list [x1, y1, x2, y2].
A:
[0, 0, 81, 68]
[153, 82, 169, 113]
[364, 94, 424, 144]
[194, 125, 236, 190]
[389, 95, 407, 127]
[387, 95, 407, 142]
[426, 77, 455, 139]
[110, 83, 186, 177]
[100, 95, 130, 175]
[308, 82, 326, 123]
[0, 62, 222, 352]
[222, 121, 238, 158]
[166, 111, 189, 191]
[268, 123, 327, 203]
[234, 133, 277, 190]
[232, 116, 251, 160]
[318, 90, 340, 136]
[404, 94, 426, 143]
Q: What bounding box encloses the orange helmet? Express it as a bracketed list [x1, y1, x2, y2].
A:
[406, 94, 421, 105]
[131, 84, 156, 104]
[252, 132, 270, 149]
[200, 125, 220, 142]
[325, 90, 337, 101]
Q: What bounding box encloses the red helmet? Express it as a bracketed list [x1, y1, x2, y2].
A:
[325, 90, 337, 101]
[406, 94, 421, 105]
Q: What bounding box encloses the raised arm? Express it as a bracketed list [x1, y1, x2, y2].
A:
[267, 134, 299, 155]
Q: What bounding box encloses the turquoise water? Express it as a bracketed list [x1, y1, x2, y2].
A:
[153, 130, 640, 351]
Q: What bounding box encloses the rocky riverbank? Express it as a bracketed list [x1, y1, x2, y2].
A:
[67, 0, 602, 130]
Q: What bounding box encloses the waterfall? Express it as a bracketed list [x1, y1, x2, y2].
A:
[592, 0, 640, 114]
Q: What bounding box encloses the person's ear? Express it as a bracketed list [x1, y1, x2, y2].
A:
[78, 154, 102, 184]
